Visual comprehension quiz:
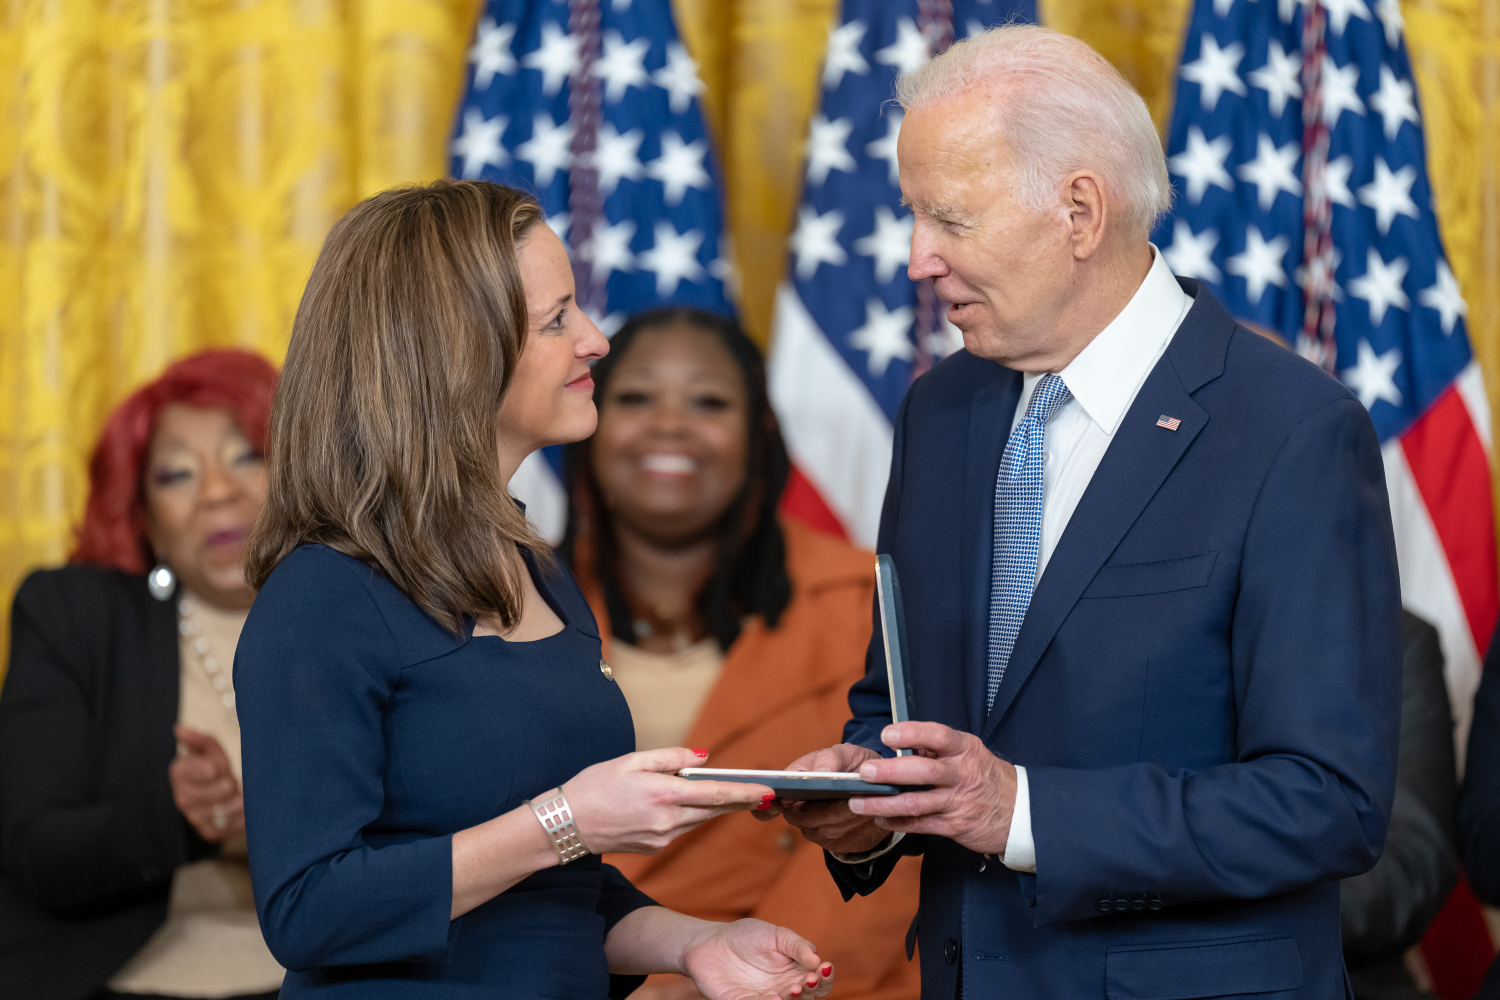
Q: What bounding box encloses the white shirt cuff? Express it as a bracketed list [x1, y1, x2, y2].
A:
[1002, 764, 1035, 872]
[832, 831, 906, 865]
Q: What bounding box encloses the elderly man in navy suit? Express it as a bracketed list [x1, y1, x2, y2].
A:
[774, 24, 1402, 1000]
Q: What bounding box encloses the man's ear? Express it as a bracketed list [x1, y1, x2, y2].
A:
[1061, 170, 1108, 260]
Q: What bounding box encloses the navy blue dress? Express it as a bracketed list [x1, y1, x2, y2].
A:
[235, 544, 656, 998]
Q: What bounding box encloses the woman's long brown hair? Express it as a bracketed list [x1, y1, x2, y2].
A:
[246, 180, 550, 633]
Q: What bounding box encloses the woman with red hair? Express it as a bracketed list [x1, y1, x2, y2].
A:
[0, 350, 285, 1000]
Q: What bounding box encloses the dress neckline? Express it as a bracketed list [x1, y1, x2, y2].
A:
[467, 548, 571, 644]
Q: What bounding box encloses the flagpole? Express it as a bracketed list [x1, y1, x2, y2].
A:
[1298, 0, 1338, 372]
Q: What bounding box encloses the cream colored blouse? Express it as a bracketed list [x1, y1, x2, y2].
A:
[106, 591, 283, 998]
[607, 638, 726, 752]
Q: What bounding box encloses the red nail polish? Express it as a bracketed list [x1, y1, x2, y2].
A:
[756, 801, 771, 810]
[821, 964, 832, 976]
[691, 748, 709, 756]
[761, 792, 776, 803]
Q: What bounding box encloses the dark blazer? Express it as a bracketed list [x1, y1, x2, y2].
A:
[829, 280, 1402, 1000]
[1342, 611, 1456, 1000]
[235, 544, 657, 999]
[0, 565, 209, 1000]
[1458, 626, 1500, 1000]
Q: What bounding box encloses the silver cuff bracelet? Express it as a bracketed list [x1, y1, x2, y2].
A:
[527, 788, 589, 864]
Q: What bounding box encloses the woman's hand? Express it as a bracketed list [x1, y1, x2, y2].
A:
[169, 725, 243, 842]
[682, 919, 834, 1000]
[563, 747, 773, 855]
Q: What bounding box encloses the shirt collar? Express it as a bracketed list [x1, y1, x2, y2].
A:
[1043, 245, 1192, 437]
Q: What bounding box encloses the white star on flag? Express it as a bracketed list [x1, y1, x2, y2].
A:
[578, 218, 637, 282]
[1169, 126, 1235, 203]
[866, 112, 902, 185]
[546, 212, 571, 241]
[1321, 56, 1366, 126]
[451, 109, 508, 179]
[848, 298, 916, 376]
[522, 22, 580, 96]
[1248, 40, 1301, 118]
[1376, 0, 1404, 47]
[1358, 157, 1420, 235]
[854, 205, 914, 283]
[646, 131, 711, 205]
[824, 20, 871, 88]
[1369, 66, 1420, 141]
[1180, 36, 1248, 112]
[806, 114, 857, 186]
[516, 112, 574, 186]
[1325, 155, 1358, 208]
[1225, 225, 1290, 304]
[791, 205, 847, 279]
[1348, 248, 1411, 325]
[637, 221, 706, 295]
[875, 18, 930, 75]
[469, 19, 516, 90]
[653, 42, 704, 113]
[592, 30, 650, 103]
[1237, 133, 1303, 210]
[586, 122, 645, 195]
[1163, 220, 1223, 283]
[1276, 0, 1310, 24]
[1342, 340, 1403, 409]
[1322, 0, 1373, 34]
[1419, 260, 1468, 334]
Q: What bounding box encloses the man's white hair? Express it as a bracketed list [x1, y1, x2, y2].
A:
[895, 25, 1172, 241]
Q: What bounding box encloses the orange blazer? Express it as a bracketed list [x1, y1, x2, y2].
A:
[584, 519, 922, 1000]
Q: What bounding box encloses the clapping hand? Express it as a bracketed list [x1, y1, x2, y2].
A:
[683, 919, 834, 1000]
[169, 725, 244, 842]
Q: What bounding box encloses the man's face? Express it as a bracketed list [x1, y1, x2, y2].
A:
[899, 88, 1076, 370]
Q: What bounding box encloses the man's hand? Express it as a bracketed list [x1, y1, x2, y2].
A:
[765, 743, 889, 856]
[848, 722, 1017, 856]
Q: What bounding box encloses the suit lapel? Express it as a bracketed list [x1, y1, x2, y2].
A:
[980, 350, 1209, 741]
[961, 370, 1023, 737]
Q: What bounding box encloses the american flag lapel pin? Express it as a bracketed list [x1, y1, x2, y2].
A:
[1156, 415, 1182, 431]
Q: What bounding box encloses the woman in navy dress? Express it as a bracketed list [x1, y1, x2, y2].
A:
[234, 181, 836, 999]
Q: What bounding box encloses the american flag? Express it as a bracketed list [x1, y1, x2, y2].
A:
[1155, 0, 1498, 990]
[767, 0, 1035, 548]
[449, 0, 731, 543]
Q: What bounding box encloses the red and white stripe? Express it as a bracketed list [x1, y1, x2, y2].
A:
[1386, 361, 1498, 762]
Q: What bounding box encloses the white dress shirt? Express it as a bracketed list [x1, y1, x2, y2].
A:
[839, 246, 1193, 873]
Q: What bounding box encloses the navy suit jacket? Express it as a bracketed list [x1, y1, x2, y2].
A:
[829, 281, 1402, 1000]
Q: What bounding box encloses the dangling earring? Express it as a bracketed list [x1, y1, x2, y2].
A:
[147, 564, 177, 602]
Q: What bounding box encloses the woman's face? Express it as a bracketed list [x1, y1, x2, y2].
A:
[143, 404, 268, 610]
[498, 226, 610, 470]
[592, 324, 750, 545]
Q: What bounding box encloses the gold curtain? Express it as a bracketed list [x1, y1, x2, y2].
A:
[1, 0, 1496, 676]
[0, 0, 480, 669]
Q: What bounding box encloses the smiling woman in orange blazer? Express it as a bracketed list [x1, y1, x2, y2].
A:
[562, 307, 921, 1000]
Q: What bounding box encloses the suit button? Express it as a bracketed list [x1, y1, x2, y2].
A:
[1096, 898, 1113, 913]
[1147, 896, 1164, 912]
[1114, 898, 1130, 912]
[944, 938, 958, 964]
[1128, 893, 1146, 911]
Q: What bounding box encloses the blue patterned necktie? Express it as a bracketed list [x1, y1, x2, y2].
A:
[987, 373, 1073, 711]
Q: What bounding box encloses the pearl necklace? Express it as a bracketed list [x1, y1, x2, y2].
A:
[177, 594, 236, 715]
